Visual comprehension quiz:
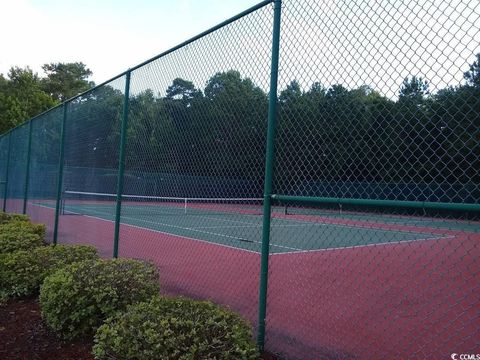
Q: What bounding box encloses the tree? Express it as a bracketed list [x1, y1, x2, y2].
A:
[41, 62, 94, 101]
[165, 78, 203, 131]
[166, 78, 202, 103]
[0, 67, 57, 133]
[398, 76, 429, 103]
[279, 80, 302, 104]
[464, 53, 480, 87]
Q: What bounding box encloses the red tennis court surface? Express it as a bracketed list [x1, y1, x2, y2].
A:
[26, 204, 480, 359]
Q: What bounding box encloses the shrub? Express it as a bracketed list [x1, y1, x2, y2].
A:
[93, 296, 259, 360]
[0, 245, 98, 301]
[0, 220, 47, 255]
[0, 232, 42, 254]
[40, 258, 160, 339]
[0, 220, 46, 239]
[0, 212, 30, 225]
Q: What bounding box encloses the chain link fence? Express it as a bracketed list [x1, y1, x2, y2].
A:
[4, 122, 29, 214]
[267, 0, 480, 358]
[0, 134, 8, 210]
[0, 0, 478, 358]
[25, 106, 63, 242]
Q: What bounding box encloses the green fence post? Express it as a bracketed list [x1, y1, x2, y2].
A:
[53, 103, 68, 245]
[113, 71, 131, 258]
[22, 121, 33, 214]
[257, 0, 282, 351]
[2, 133, 12, 212]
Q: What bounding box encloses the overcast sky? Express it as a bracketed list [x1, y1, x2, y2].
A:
[0, 0, 260, 84]
[1, 0, 478, 98]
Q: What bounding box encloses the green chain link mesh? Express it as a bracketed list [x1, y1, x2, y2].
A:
[0, 0, 478, 358]
[58, 76, 125, 256]
[118, 2, 273, 330]
[4, 123, 29, 214]
[0, 134, 8, 210]
[267, 0, 479, 358]
[26, 107, 63, 242]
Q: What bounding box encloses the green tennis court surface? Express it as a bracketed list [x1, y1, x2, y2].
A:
[37, 200, 447, 254]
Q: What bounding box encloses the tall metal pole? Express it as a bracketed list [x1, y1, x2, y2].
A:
[257, 0, 282, 350]
[2, 133, 12, 212]
[22, 121, 33, 214]
[53, 103, 68, 245]
[113, 71, 131, 258]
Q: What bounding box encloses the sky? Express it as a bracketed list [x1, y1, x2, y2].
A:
[0, 0, 478, 98]
[0, 0, 260, 84]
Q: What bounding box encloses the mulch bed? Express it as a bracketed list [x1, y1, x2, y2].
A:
[0, 298, 278, 360]
[0, 298, 94, 360]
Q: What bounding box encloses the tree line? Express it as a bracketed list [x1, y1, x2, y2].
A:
[2, 55, 479, 200]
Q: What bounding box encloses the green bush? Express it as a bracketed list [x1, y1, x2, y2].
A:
[0, 232, 42, 255]
[0, 245, 98, 301]
[0, 220, 46, 239]
[0, 212, 30, 225]
[40, 258, 160, 339]
[0, 220, 47, 255]
[93, 296, 259, 360]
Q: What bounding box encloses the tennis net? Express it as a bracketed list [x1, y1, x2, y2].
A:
[61, 190, 264, 217]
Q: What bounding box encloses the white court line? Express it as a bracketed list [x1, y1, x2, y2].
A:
[66, 206, 253, 242]
[195, 223, 324, 229]
[32, 203, 261, 255]
[34, 203, 451, 255]
[50, 201, 463, 236]
[60, 205, 303, 252]
[197, 215, 260, 226]
[119, 213, 302, 252]
[270, 234, 456, 256]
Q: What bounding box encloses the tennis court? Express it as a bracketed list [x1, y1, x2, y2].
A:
[27, 195, 479, 359]
[35, 190, 456, 255]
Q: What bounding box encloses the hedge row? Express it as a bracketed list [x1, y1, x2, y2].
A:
[0, 212, 258, 359]
[0, 245, 98, 300]
[39, 258, 258, 359]
[0, 213, 46, 254]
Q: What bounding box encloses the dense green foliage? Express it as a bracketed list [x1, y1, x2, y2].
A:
[0, 220, 45, 254]
[0, 245, 98, 302]
[0, 62, 93, 133]
[40, 259, 160, 339]
[0, 212, 29, 224]
[41, 62, 94, 102]
[93, 296, 258, 360]
[2, 54, 479, 200]
[0, 220, 46, 239]
[0, 232, 41, 255]
[56, 54, 480, 200]
[0, 67, 57, 133]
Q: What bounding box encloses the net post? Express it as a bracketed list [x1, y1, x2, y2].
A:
[257, 0, 282, 351]
[22, 121, 33, 214]
[184, 198, 188, 214]
[2, 133, 12, 212]
[53, 103, 68, 245]
[113, 71, 131, 259]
